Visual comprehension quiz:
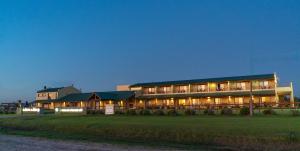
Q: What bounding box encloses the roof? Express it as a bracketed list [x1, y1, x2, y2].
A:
[55, 91, 135, 103]
[37, 87, 64, 93]
[130, 74, 275, 88]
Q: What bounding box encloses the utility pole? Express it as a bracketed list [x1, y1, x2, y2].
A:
[250, 81, 254, 116]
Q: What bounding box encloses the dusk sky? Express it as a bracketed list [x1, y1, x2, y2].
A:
[0, 0, 299, 101]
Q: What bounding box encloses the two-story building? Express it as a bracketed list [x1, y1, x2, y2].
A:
[35, 86, 81, 109]
[129, 73, 294, 109]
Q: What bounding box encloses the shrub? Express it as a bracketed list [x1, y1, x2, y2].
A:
[203, 109, 215, 115]
[221, 108, 233, 116]
[126, 109, 137, 115]
[263, 109, 276, 115]
[167, 109, 179, 116]
[114, 110, 124, 115]
[240, 107, 250, 116]
[153, 110, 165, 116]
[87, 110, 96, 115]
[139, 109, 151, 116]
[185, 109, 196, 116]
[291, 110, 300, 116]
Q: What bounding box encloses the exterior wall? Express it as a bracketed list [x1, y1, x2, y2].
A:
[36, 92, 58, 101]
[138, 79, 276, 96]
[117, 85, 130, 91]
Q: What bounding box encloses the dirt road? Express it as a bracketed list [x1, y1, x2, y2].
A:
[0, 134, 183, 151]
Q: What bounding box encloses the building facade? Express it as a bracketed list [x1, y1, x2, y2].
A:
[34, 73, 295, 110]
[129, 73, 294, 109]
[35, 86, 81, 108]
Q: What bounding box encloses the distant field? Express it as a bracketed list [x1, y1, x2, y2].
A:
[1, 115, 300, 150]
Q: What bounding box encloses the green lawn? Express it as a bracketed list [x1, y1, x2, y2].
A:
[0, 115, 300, 150]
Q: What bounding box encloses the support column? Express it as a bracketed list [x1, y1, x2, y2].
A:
[290, 82, 295, 108]
[207, 82, 210, 92]
[227, 81, 230, 91]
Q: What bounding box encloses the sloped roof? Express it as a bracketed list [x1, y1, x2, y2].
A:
[95, 91, 135, 100]
[55, 91, 135, 103]
[130, 74, 275, 87]
[37, 87, 65, 93]
[58, 93, 93, 102]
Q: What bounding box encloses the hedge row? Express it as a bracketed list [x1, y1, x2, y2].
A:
[86, 108, 295, 116]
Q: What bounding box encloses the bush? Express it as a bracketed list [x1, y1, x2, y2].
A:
[167, 109, 179, 116]
[126, 109, 137, 115]
[203, 109, 215, 115]
[221, 108, 233, 116]
[263, 109, 276, 115]
[153, 110, 165, 116]
[185, 109, 196, 116]
[87, 110, 96, 115]
[240, 107, 250, 116]
[114, 110, 124, 115]
[139, 109, 151, 115]
[291, 110, 300, 116]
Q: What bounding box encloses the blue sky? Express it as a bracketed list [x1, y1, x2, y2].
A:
[0, 0, 299, 101]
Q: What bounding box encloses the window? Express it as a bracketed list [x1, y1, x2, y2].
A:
[235, 97, 243, 105]
[215, 98, 221, 104]
[259, 81, 269, 89]
[217, 84, 225, 91]
[158, 86, 171, 93]
[145, 88, 155, 94]
[236, 82, 246, 90]
[179, 99, 186, 105]
[195, 85, 206, 92]
[176, 86, 188, 93]
[38, 93, 47, 97]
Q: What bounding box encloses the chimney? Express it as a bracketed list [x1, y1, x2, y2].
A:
[44, 86, 47, 90]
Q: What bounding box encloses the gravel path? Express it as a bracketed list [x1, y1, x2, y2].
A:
[0, 134, 184, 151]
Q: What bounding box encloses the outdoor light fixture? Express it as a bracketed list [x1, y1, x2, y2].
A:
[23, 108, 40, 112]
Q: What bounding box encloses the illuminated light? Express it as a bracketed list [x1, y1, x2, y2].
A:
[139, 100, 143, 104]
[57, 108, 84, 113]
[210, 83, 216, 88]
[207, 97, 211, 99]
[23, 108, 40, 112]
[109, 100, 112, 104]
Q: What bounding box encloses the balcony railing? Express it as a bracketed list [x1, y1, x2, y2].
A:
[142, 85, 275, 95]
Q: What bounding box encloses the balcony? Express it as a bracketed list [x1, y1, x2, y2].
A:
[175, 90, 187, 93]
[143, 91, 156, 95]
[157, 90, 172, 94]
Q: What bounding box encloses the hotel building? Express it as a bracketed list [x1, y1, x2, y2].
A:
[34, 73, 295, 110]
[130, 73, 294, 109]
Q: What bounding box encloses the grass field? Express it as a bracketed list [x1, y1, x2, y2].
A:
[1, 115, 300, 150]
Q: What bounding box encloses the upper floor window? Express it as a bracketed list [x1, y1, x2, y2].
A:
[196, 84, 206, 92]
[217, 84, 226, 91]
[175, 85, 188, 93]
[37, 93, 47, 97]
[144, 88, 156, 94]
[260, 81, 269, 89]
[238, 82, 246, 90]
[158, 86, 171, 94]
